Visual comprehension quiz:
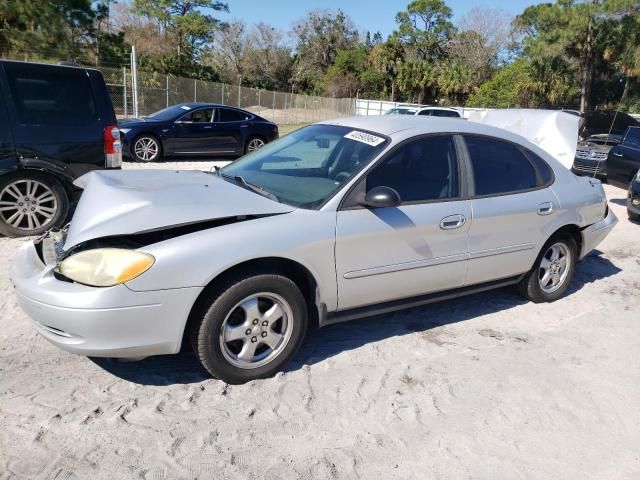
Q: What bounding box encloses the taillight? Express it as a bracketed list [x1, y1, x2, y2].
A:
[104, 125, 122, 168]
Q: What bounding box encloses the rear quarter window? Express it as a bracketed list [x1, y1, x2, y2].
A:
[4, 63, 98, 127]
[464, 135, 541, 196]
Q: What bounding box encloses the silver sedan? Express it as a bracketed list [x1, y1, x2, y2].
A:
[11, 116, 617, 384]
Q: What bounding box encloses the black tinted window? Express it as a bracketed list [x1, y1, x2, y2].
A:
[625, 127, 640, 147]
[219, 108, 249, 122]
[367, 135, 459, 202]
[417, 110, 432, 116]
[183, 108, 213, 122]
[4, 63, 98, 126]
[465, 136, 538, 195]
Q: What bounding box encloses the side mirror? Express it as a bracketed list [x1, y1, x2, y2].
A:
[361, 186, 401, 208]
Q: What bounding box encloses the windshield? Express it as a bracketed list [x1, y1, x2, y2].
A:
[146, 105, 194, 121]
[220, 124, 388, 209]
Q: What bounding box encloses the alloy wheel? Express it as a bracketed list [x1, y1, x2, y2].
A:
[0, 179, 58, 232]
[219, 292, 293, 369]
[247, 138, 265, 153]
[134, 137, 159, 162]
[538, 242, 571, 293]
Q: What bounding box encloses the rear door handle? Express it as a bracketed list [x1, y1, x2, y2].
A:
[612, 152, 623, 157]
[440, 214, 466, 230]
[537, 202, 554, 215]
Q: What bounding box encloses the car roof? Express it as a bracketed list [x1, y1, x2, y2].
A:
[320, 115, 527, 142]
[417, 106, 458, 111]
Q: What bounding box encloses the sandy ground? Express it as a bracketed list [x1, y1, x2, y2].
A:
[0, 163, 639, 479]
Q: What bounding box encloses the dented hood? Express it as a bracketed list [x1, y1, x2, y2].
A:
[64, 169, 294, 250]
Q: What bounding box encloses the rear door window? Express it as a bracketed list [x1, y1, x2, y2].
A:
[218, 108, 249, 122]
[4, 62, 98, 127]
[464, 135, 539, 196]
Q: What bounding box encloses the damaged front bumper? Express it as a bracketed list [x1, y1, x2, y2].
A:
[10, 241, 202, 358]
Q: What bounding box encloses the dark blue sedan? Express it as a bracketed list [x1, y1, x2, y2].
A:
[118, 103, 279, 162]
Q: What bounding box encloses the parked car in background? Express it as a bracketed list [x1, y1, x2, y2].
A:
[0, 60, 121, 237]
[415, 107, 463, 118]
[11, 116, 617, 384]
[607, 126, 640, 183]
[628, 169, 640, 221]
[572, 110, 639, 177]
[118, 103, 278, 162]
[383, 106, 418, 115]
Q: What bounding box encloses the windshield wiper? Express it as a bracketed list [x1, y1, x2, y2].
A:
[222, 174, 279, 202]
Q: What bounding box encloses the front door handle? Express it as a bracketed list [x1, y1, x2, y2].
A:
[611, 152, 623, 157]
[537, 201, 554, 215]
[440, 214, 466, 230]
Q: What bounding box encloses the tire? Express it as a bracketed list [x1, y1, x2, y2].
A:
[189, 272, 308, 384]
[132, 134, 162, 162]
[245, 136, 266, 155]
[0, 171, 69, 237]
[628, 210, 640, 222]
[517, 234, 578, 303]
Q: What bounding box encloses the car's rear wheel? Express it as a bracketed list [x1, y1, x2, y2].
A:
[517, 234, 577, 303]
[0, 172, 69, 237]
[132, 135, 162, 162]
[245, 136, 265, 154]
[189, 272, 308, 384]
[628, 210, 640, 222]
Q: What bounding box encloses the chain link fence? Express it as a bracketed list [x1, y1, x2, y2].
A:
[100, 66, 356, 126]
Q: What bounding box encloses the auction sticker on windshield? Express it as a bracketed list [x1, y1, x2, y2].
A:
[344, 131, 385, 146]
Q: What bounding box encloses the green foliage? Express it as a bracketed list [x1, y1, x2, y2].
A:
[393, 0, 453, 61]
[1, 0, 640, 109]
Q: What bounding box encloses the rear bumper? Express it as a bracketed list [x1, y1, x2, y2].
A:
[10, 242, 202, 357]
[580, 207, 618, 259]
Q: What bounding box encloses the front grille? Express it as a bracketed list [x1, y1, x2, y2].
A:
[575, 148, 608, 160]
[572, 159, 607, 175]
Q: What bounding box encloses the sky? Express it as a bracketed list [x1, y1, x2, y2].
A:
[219, 0, 539, 38]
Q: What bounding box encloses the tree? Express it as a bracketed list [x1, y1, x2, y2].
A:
[514, 0, 639, 112]
[397, 60, 436, 103]
[0, 0, 95, 61]
[467, 60, 538, 108]
[291, 9, 359, 92]
[448, 7, 513, 83]
[393, 0, 453, 61]
[212, 20, 248, 81]
[133, 0, 228, 76]
[370, 38, 405, 100]
[242, 23, 293, 91]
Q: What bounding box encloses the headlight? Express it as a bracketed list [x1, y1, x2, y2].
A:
[119, 128, 131, 134]
[59, 248, 155, 287]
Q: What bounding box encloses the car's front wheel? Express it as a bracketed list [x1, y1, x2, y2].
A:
[132, 135, 162, 162]
[517, 234, 577, 303]
[0, 172, 69, 237]
[190, 272, 308, 384]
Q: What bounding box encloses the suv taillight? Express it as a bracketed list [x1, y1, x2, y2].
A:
[104, 125, 122, 168]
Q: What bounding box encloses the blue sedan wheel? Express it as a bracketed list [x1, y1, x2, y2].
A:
[133, 136, 161, 162]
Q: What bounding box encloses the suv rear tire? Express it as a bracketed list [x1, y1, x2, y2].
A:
[0, 171, 69, 237]
[189, 272, 308, 384]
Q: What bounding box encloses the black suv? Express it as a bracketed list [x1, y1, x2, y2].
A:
[0, 60, 121, 237]
[571, 110, 639, 177]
